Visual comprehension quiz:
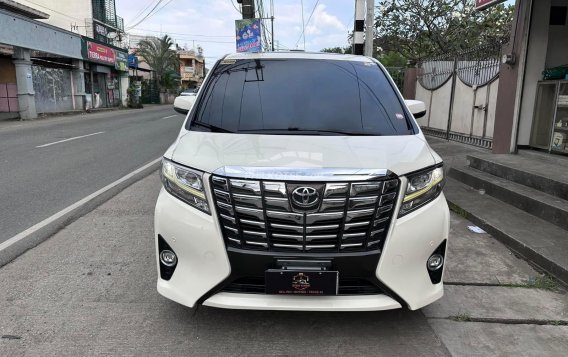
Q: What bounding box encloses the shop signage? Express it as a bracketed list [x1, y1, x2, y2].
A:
[95, 23, 108, 36]
[115, 51, 128, 72]
[475, 0, 506, 11]
[235, 18, 261, 53]
[87, 41, 116, 65]
[128, 54, 138, 68]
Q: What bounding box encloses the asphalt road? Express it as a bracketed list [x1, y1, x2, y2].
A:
[1, 173, 565, 356]
[0, 106, 185, 243]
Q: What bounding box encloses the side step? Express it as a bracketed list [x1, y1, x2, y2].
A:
[449, 166, 568, 231]
[444, 177, 568, 285]
[467, 154, 568, 201]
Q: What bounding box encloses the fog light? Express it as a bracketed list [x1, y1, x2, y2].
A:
[160, 250, 177, 267]
[427, 254, 444, 271]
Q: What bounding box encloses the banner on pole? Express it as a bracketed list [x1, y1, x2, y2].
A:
[235, 19, 262, 53]
[475, 0, 506, 11]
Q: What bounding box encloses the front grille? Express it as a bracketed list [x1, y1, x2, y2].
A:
[222, 277, 383, 295]
[211, 175, 399, 253]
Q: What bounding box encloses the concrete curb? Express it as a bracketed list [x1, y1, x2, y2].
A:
[0, 158, 161, 267]
[445, 199, 568, 287]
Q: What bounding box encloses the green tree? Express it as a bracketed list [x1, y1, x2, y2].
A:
[321, 46, 352, 54]
[136, 35, 180, 91]
[375, 0, 514, 62]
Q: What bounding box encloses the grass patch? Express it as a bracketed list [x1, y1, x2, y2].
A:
[548, 320, 568, 326]
[449, 313, 472, 322]
[504, 274, 560, 291]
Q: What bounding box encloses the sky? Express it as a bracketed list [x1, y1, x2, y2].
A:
[116, 0, 356, 65]
[116, 0, 518, 66]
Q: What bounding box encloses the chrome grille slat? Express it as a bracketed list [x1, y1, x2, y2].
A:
[230, 179, 261, 195]
[306, 234, 337, 241]
[267, 210, 303, 224]
[233, 194, 263, 209]
[348, 196, 378, 210]
[243, 230, 266, 238]
[264, 197, 291, 212]
[235, 206, 264, 220]
[320, 198, 347, 212]
[263, 182, 287, 197]
[350, 182, 382, 197]
[305, 224, 340, 233]
[306, 212, 344, 225]
[220, 214, 236, 224]
[246, 241, 268, 247]
[212, 175, 399, 252]
[270, 223, 303, 233]
[240, 219, 266, 229]
[273, 243, 303, 250]
[272, 233, 303, 241]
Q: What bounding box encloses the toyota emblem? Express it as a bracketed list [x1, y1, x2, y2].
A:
[291, 187, 320, 207]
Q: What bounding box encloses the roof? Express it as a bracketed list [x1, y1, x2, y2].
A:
[223, 51, 374, 63]
[0, 0, 49, 19]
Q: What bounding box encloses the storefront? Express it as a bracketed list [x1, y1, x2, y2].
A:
[493, 0, 568, 155]
[518, 0, 568, 155]
[81, 38, 128, 109]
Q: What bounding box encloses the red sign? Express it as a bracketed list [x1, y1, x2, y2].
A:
[87, 41, 116, 65]
[475, 0, 506, 11]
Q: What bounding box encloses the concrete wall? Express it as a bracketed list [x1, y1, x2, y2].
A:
[17, 0, 93, 36]
[0, 9, 82, 59]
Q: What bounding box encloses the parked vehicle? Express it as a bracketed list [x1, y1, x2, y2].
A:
[155, 52, 448, 311]
[173, 91, 196, 114]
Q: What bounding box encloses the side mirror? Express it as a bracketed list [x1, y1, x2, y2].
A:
[173, 95, 195, 114]
[405, 100, 427, 119]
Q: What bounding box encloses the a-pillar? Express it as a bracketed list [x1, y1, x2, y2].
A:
[71, 59, 86, 111]
[12, 47, 37, 120]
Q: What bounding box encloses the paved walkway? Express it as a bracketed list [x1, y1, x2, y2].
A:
[0, 172, 566, 356]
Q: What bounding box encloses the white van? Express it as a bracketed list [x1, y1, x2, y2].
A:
[155, 52, 449, 311]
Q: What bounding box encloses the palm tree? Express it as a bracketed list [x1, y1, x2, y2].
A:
[136, 35, 180, 91]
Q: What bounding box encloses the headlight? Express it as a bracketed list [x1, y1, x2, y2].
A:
[399, 165, 445, 217]
[160, 158, 210, 214]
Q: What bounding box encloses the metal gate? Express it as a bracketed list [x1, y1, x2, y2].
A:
[415, 42, 503, 148]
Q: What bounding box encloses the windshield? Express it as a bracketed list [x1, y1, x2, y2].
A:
[188, 58, 415, 136]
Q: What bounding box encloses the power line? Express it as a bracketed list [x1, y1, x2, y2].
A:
[296, 0, 320, 49]
[229, 0, 242, 14]
[127, 0, 160, 25]
[127, 0, 175, 30]
[133, 28, 233, 38]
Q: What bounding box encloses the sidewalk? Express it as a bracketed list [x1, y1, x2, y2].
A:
[426, 136, 568, 286]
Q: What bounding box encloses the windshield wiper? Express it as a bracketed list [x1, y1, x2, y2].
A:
[191, 121, 234, 133]
[240, 127, 379, 136]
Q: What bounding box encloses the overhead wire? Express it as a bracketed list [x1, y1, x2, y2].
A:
[295, 0, 320, 49]
[127, 0, 177, 30]
[127, 0, 160, 25]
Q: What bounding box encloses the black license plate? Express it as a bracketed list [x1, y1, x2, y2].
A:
[265, 269, 338, 295]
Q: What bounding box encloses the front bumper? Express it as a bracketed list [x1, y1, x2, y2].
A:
[155, 176, 450, 311]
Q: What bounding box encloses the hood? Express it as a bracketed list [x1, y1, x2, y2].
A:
[170, 132, 436, 177]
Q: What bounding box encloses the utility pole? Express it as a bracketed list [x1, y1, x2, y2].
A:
[364, 0, 374, 57]
[353, 0, 365, 55]
[237, 0, 255, 19]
